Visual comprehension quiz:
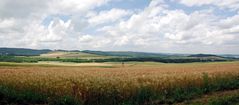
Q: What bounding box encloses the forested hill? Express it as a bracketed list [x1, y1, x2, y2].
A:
[81, 50, 170, 58]
[188, 54, 221, 58]
[0, 48, 51, 56]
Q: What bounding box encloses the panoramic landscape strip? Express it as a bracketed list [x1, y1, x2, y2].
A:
[0, 48, 239, 105]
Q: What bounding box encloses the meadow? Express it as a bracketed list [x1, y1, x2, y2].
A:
[0, 61, 239, 105]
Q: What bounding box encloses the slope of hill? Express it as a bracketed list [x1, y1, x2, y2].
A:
[82, 50, 169, 58]
[221, 54, 239, 59]
[188, 54, 221, 58]
[188, 54, 228, 61]
[0, 48, 51, 56]
[40, 51, 112, 59]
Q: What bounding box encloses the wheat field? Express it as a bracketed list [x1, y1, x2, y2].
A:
[0, 62, 239, 105]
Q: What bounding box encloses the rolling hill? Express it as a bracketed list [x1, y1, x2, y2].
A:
[40, 51, 112, 59]
[0, 48, 51, 56]
[188, 54, 221, 58]
[81, 50, 170, 58]
[0, 48, 238, 63]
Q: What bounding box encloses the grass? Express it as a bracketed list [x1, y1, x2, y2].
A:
[208, 94, 239, 105]
[177, 89, 239, 105]
[0, 61, 239, 105]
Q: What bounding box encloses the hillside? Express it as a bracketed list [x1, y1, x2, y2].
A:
[82, 50, 169, 58]
[221, 54, 239, 59]
[0, 48, 51, 56]
[188, 54, 227, 60]
[40, 51, 112, 59]
[188, 54, 221, 58]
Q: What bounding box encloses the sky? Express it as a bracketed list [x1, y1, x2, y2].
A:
[0, 0, 239, 54]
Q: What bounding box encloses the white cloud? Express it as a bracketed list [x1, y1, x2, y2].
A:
[219, 14, 239, 28]
[0, 18, 15, 29]
[0, 0, 49, 18]
[178, 0, 239, 11]
[17, 18, 73, 49]
[177, 0, 215, 6]
[40, 18, 72, 42]
[78, 34, 112, 48]
[78, 35, 94, 43]
[88, 8, 131, 26]
[0, 0, 111, 49]
[51, 0, 111, 14]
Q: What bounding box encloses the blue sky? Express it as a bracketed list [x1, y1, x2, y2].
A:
[0, 0, 239, 54]
[99, 0, 150, 10]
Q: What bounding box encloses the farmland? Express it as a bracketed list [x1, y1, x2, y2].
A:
[1, 48, 238, 64]
[39, 51, 114, 59]
[0, 61, 239, 105]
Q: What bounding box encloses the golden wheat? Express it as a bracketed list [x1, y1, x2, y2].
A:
[0, 62, 239, 102]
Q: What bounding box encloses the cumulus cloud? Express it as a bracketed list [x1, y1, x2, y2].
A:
[0, 18, 15, 29]
[0, 0, 239, 54]
[88, 8, 131, 26]
[78, 35, 94, 43]
[51, 0, 111, 14]
[40, 18, 72, 42]
[96, 0, 238, 53]
[0, 0, 111, 49]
